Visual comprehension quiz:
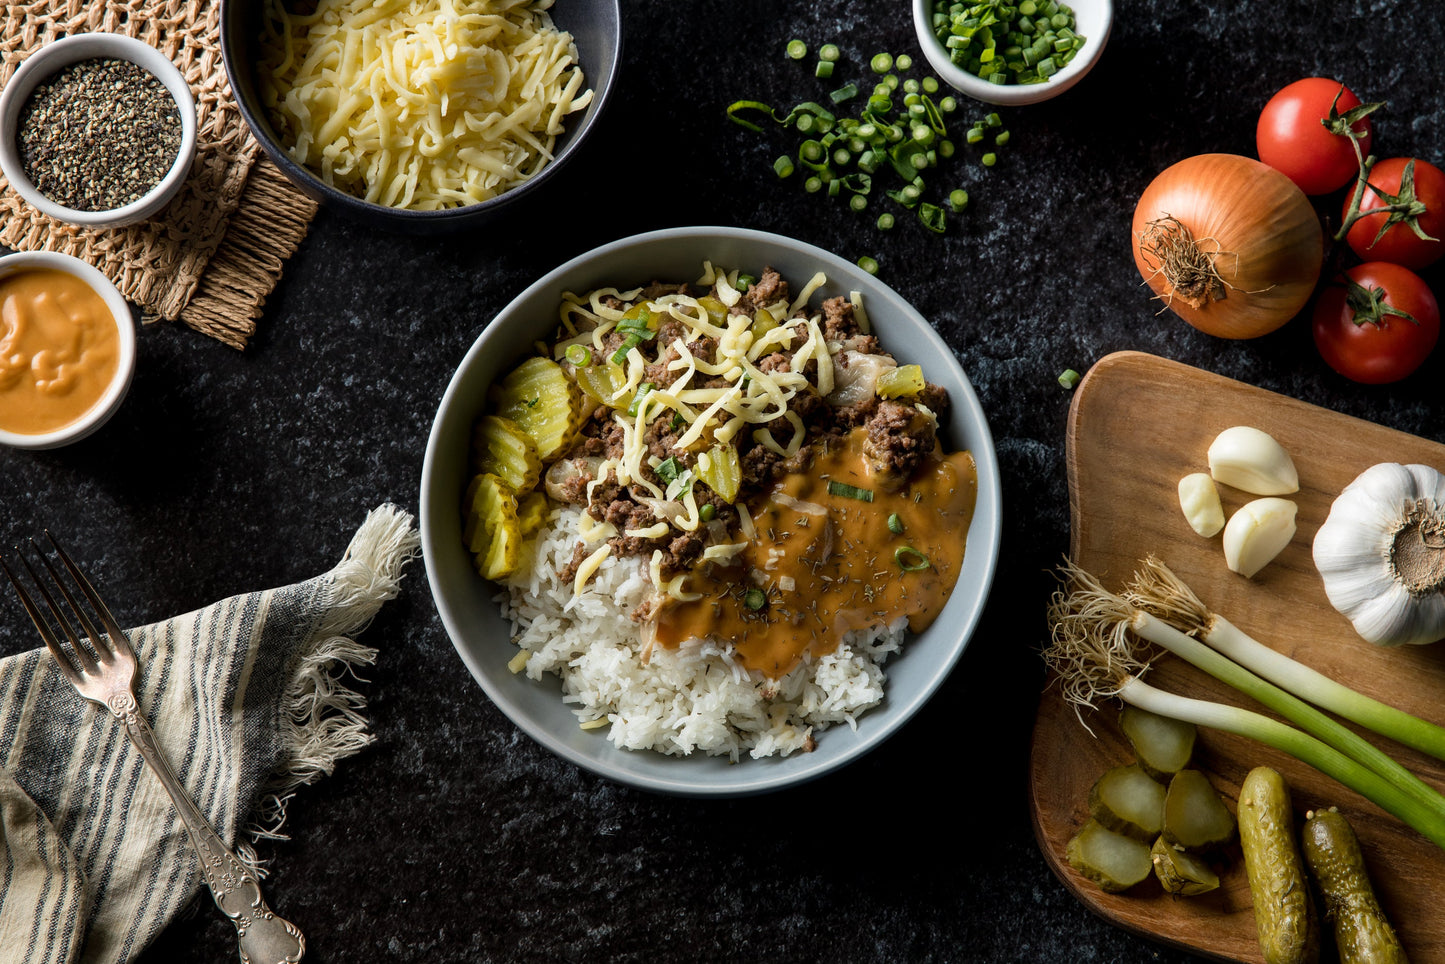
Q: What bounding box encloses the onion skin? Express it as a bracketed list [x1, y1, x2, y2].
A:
[1132, 154, 1325, 339]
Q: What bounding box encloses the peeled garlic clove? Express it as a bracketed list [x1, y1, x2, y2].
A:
[1208, 426, 1299, 495]
[1223, 498, 1297, 578]
[1178, 473, 1225, 537]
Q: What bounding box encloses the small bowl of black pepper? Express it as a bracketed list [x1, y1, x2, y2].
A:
[0, 32, 197, 229]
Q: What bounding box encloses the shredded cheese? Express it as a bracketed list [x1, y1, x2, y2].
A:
[257, 0, 593, 210]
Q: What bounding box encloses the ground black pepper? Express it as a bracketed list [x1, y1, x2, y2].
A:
[16, 56, 182, 212]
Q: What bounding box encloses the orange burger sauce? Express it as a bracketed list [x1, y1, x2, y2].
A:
[654, 428, 978, 679]
[0, 268, 120, 436]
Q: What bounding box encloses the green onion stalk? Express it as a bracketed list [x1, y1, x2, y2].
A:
[1113, 677, 1445, 853]
[1126, 556, 1445, 764]
[1046, 561, 1445, 829]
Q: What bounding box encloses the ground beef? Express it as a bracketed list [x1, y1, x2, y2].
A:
[821, 296, 859, 342]
[863, 400, 937, 485]
[741, 266, 788, 311]
[558, 541, 592, 586]
[739, 443, 782, 489]
[643, 416, 687, 463]
[756, 351, 792, 374]
[830, 392, 880, 429]
[552, 459, 595, 505]
[917, 382, 951, 419]
[687, 335, 718, 365]
[585, 473, 623, 522]
[660, 532, 706, 577]
[641, 281, 688, 301]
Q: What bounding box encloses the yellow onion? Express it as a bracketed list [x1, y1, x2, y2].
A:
[1131, 153, 1324, 339]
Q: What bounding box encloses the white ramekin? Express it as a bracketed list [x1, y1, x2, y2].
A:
[0, 32, 197, 228]
[0, 251, 137, 450]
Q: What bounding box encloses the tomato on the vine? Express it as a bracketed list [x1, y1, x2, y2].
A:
[1257, 78, 1374, 196]
[1313, 262, 1440, 384]
[1341, 157, 1445, 270]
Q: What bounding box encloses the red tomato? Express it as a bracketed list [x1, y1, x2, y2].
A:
[1341, 157, 1445, 270]
[1257, 78, 1372, 195]
[1313, 262, 1440, 384]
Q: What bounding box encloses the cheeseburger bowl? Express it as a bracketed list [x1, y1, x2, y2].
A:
[220, 0, 620, 233]
[421, 226, 1002, 796]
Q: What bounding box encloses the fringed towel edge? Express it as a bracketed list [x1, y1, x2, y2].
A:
[246, 503, 420, 844]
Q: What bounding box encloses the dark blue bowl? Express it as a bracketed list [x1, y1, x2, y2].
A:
[219, 0, 620, 233]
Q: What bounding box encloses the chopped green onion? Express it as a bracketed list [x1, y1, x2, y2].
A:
[870, 52, 894, 73]
[830, 82, 858, 103]
[828, 480, 875, 501]
[857, 255, 879, 274]
[895, 546, 931, 571]
[744, 588, 767, 611]
[981, 152, 997, 167]
[564, 344, 591, 366]
[877, 212, 895, 230]
[896, 53, 913, 70]
[1058, 368, 1080, 389]
[655, 456, 682, 484]
[995, 130, 1010, 147]
[949, 188, 969, 211]
[610, 333, 641, 364]
[774, 155, 795, 178]
[819, 43, 841, 62]
[736, 273, 757, 292]
[887, 513, 905, 535]
[849, 194, 867, 212]
[700, 503, 716, 522]
[815, 60, 834, 79]
[786, 39, 807, 60]
[804, 176, 823, 193]
[918, 202, 947, 233]
[627, 383, 655, 417]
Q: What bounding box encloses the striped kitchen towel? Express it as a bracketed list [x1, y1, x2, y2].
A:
[0, 504, 419, 964]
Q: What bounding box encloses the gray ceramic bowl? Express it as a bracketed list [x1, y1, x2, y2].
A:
[420, 226, 1002, 796]
[219, 0, 620, 233]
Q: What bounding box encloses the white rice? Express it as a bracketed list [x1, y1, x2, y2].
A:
[498, 506, 907, 760]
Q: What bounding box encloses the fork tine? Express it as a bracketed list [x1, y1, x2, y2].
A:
[32, 537, 115, 663]
[1, 554, 85, 685]
[46, 534, 134, 662]
[15, 547, 102, 677]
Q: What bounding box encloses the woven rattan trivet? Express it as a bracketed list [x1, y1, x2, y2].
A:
[0, 0, 317, 349]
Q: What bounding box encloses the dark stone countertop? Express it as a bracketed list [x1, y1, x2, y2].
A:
[4, 1, 1443, 961]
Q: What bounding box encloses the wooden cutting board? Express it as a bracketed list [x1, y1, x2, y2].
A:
[1029, 351, 1445, 962]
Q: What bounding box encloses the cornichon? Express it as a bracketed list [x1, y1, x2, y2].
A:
[1302, 808, 1408, 964]
[1238, 767, 1319, 964]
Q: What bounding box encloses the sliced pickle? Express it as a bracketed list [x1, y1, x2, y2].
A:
[490, 356, 581, 462]
[1120, 704, 1197, 781]
[1088, 763, 1167, 841]
[1066, 819, 1154, 893]
[471, 414, 542, 494]
[1151, 837, 1221, 896]
[1162, 769, 1236, 850]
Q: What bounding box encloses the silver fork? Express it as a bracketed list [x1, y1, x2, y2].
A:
[2, 536, 305, 964]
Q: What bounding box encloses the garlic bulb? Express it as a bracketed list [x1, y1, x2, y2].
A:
[1313, 462, 1445, 647]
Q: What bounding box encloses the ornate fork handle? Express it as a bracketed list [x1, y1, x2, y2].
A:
[113, 693, 305, 964]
